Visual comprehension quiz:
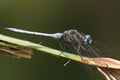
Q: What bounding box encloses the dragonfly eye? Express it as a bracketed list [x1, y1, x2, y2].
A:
[84, 35, 92, 44]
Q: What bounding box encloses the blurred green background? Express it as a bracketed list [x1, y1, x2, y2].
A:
[0, 0, 120, 80]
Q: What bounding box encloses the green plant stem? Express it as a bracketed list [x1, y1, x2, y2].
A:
[0, 34, 82, 62]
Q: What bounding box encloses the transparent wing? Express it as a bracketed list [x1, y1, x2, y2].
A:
[80, 43, 101, 57]
[81, 40, 112, 58]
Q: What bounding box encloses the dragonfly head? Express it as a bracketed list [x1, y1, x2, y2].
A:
[84, 35, 92, 44]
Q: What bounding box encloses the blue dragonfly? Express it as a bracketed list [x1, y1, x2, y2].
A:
[5, 27, 101, 58]
[5, 27, 119, 80]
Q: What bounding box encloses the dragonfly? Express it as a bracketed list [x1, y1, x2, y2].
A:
[5, 27, 101, 58]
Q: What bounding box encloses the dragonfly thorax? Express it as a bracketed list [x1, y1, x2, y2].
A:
[60, 29, 85, 44]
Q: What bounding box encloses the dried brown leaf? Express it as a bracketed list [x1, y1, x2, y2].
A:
[81, 57, 120, 80]
[0, 40, 33, 59]
[82, 57, 120, 69]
